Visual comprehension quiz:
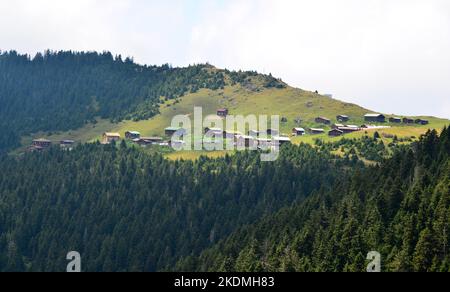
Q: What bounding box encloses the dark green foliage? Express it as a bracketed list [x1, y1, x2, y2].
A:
[0, 143, 354, 272]
[0, 51, 282, 152]
[176, 128, 450, 272]
[225, 69, 285, 89]
[0, 126, 20, 155]
[318, 136, 394, 162]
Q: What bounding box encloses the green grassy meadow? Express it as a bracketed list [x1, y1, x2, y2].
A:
[21, 83, 449, 160]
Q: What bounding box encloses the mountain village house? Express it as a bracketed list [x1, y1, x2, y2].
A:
[273, 136, 292, 146]
[133, 137, 164, 147]
[102, 133, 121, 144]
[217, 108, 229, 117]
[292, 128, 306, 136]
[337, 126, 362, 134]
[310, 128, 325, 135]
[125, 131, 141, 140]
[32, 138, 52, 148]
[315, 117, 331, 125]
[336, 115, 350, 123]
[389, 117, 402, 123]
[364, 114, 386, 123]
[165, 127, 186, 137]
[144, 137, 164, 143]
[332, 123, 345, 129]
[403, 118, 415, 124]
[329, 129, 344, 137]
[415, 119, 429, 125]
[29, 138, 52, 151]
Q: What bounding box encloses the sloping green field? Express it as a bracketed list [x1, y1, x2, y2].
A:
[108, 84, 375, 137]
[23, 82, 448, 160]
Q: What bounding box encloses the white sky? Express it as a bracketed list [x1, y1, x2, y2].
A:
[0, 0, 449, 118]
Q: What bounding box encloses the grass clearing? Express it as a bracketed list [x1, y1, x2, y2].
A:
[17, 84, 449, 160]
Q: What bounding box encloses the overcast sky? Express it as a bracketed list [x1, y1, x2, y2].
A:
[1, 0, 449, 118]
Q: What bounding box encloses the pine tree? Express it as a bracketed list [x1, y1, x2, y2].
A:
[413, 228, 435, 272]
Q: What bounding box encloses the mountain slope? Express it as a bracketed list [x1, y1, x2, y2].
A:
[0, 50, 283, 153]
[175, 128, 450, 272]
[37, 81, 447, 161]
[0, 142, 359, 272]
[2, 50, 447, 157]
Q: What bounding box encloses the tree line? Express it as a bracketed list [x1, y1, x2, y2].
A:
[0, 50, 285, 154]
[175, 128, 450, 272]
[0, 141, 356, 272]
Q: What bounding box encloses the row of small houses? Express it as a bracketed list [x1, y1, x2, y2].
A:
[103, 111, 428, 148]
[364, 114, 429, 125]
[203, 128, 291, 145]
[102, 128, 293, 149]
[28, 139, 75, 152]
[215, 109, 429, 127]
[99, 109, 232, 146]
[33, 110, 429, 151]
[315, 114, 429, 125]
[311, 114, 429, 138]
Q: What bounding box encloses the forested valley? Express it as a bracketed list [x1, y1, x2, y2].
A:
[0, 51, 448, 272]
[176, 128, 450, 272]
[0, 128, 447, 272]
[0, 141, 353, 272]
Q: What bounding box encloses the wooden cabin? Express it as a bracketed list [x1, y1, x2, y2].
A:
[332, 123, 345, 129]
[365, 114, 386, 123]
[329, 129, 344, 137]
[102, 133, 120, 144]
[217, 108, 229, 117]
[403, 118, 414, 124]
[315, 117, 331, 125]
[310, 128, 325, 135]
[389, 117, 402, 123]
[125, 131, 141, 140]
[32, 138, 52, 148]
[336, 115, 350, 123]
[292, 128, 306, 136]
[337, 127, 361, 134]
[165, 127, 186, 137]
[144, 137, 164, 143]
[273, 136, 292, 146]
[134, 137, 163, 146]
[415, 119, 429, 125]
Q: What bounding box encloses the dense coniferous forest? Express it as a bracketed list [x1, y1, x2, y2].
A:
[175, 128, 450, 272]
[0, 127, 447, 272]
[0, 50, 448, 273]
[0, 50, 284, 153]
[0, 142, 354, 272]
